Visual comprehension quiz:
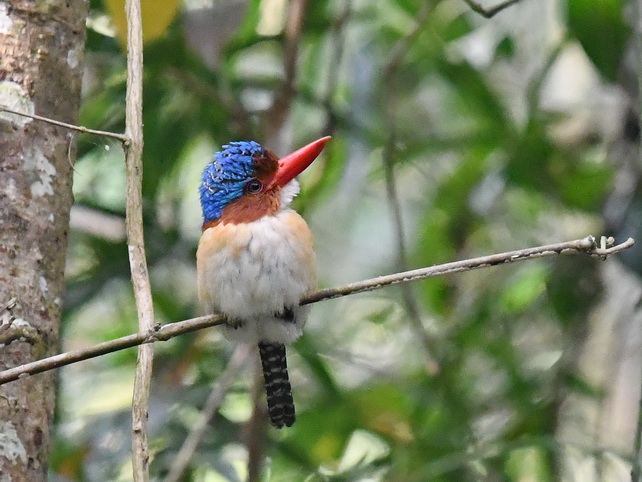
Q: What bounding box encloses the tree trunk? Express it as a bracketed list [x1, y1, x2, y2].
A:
[0, 0, 86, 479]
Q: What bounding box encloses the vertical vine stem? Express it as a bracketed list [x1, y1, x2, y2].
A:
[124, 0, 155, 480]
[632, 4, 642, 482]
[162, 346, 252, 482]
[381, 2, 439, 373]
[382, 133, 439, 373]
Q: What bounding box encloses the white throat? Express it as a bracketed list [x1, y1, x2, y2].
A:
[279, 179, 300, 209]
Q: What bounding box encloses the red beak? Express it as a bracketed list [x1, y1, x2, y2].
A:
[268, 136, 331, 189]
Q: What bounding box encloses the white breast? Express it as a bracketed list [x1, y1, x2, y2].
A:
[197, 209, 316, 344]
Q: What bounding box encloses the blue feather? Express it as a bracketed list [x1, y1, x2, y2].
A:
[200, 141, 265, 223]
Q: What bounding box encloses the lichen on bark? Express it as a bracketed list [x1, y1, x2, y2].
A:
[0, 0, 88, 479]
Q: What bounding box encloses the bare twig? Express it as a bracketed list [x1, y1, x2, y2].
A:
[283, 0, 306, 89]
[262, 0, 308, 143]
[383, 133, 440, 373]
[123, 0, 154, 479]
[0, 235, 632, 387]
[383, 2, 433, 79]
[323, 2, 350, 106]
[526, 37, 567, 121]
[462, 0, 522, 18]
[303, 236, 634, 304]
[0, 314, 225, 384]
[246, 354, 268, 482]
[381, 3, 439, 373]
[162, 346, 251, 482]
[0, 106, 129, 142]
[632, 5, 642, 482]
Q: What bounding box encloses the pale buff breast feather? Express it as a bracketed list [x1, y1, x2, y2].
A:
[197, 207, 316, 344]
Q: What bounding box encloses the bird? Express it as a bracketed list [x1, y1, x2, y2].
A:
[196, 136, 330, 428]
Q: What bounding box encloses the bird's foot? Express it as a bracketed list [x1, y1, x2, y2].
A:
[226, 318, 245, 330]
[274, 306, 295, 323]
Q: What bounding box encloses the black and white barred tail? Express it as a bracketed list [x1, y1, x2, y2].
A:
[258, 341, 295, 428]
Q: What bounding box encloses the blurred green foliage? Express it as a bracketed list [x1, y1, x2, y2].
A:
[52, 0, 639, 480]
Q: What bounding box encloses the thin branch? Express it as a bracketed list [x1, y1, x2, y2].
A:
[262, 0, 308, 143]
[0, 314, 224, 385]
[0, 106, 129, 142]
[123, 0, 154, 479]
[246, 353, 268, 482]
[381, 2, 439, 373]
[162, 346, 251, 482]
[323, 1, 350, 105]
[383, 132, 440, 373]
[319, 0, 351, 137]
[383, 2, 433, 79]
[283, 0, 306, 88]
[0, 235, 632, 387]
[462, 0, 522, 18]
[632, 5, 642, 482]
[525, 37, 567, 121]
[303, 236, 633, 304]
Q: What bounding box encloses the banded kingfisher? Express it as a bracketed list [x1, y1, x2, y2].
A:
[197, 136, 331, 428]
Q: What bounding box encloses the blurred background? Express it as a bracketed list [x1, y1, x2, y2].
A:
[52, 0, 642, 480]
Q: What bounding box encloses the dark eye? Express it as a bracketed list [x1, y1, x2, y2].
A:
[246, 179, 263, 194]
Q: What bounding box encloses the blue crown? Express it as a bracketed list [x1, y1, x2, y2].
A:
[200, 141, 265, 223]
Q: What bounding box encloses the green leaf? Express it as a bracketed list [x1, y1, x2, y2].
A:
[499, 265, 549, 313]
[567, 0, 628, 81]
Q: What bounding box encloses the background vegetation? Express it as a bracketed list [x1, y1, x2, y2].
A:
[51, 0, 641, 480]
